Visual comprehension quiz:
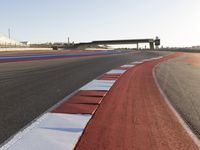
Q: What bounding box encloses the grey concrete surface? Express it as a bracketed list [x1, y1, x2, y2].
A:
[0, 51, 165, 144]
[155, 56, 200, 139]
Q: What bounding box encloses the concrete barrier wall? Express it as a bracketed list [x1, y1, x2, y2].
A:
[85, 48, 113, 50]
[0, 48, 53, 52]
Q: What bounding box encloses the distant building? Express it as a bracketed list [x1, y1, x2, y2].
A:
[192, 46, 200, 49]
[0, 34, 26, 47]
[21, 41, 31, 46]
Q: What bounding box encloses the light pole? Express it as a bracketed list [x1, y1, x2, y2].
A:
[8, 28, 11, 39]
[67, 37, 70, 45]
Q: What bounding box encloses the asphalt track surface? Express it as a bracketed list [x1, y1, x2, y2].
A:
[0, 50, 130, 63]
[75, 53, 199, 150]
[0, 51, 163, 144]
[156, 54, 200, 139]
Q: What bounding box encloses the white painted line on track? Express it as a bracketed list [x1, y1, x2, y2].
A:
[1, 113, 92, 150]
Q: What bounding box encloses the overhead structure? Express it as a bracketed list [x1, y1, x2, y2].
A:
[73, 38, 160, 50]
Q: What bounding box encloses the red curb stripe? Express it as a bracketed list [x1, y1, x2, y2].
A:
[117, 67, 130, 70]
[98, 74, 121, 80]
[52, 90, 107, 114]
[52, 103, 98, 114]
[98, 77, 118, 80]
[77, 90, 107, 97]
[67, 95, 102, 105]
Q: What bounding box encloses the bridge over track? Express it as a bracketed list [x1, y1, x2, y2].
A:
[73, 38, 160, 50]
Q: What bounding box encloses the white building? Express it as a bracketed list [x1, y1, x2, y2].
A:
[0, 34, 25, 47]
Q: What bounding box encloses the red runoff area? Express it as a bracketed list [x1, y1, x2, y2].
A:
[75, 53, 199, 150]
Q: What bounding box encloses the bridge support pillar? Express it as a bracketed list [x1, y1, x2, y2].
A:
[136, 43, 139, 50]
[149, 42, 154, 50]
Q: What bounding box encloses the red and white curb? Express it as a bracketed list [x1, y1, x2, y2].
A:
[80, 80, 115, 91]
[1, 56, 164, 150]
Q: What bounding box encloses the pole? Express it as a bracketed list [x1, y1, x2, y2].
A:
[8, 28, 11, 39]
[68, 37, 70, 45]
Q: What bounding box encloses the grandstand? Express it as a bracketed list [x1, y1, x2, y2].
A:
[0, 34, 25, 48]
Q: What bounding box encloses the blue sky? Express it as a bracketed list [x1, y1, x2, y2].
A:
[0, 0, 200, 47]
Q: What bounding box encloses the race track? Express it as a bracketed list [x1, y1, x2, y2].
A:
[0, 51, 163, 144]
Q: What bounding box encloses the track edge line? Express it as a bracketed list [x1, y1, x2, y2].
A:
[153, 63, 200, 149]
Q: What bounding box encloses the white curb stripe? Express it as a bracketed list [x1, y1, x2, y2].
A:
[142, 59, 151, 62]
[80, 80, 115, 91]
[120, 64, 135, 68]
[149, 56, 163, 60]
[106, 69, 126, 75]
[131, 61, 143, 64]
[2, 113, 92, 150]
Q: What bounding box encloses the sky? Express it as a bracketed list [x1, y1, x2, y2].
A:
[0, 0, 200, 47]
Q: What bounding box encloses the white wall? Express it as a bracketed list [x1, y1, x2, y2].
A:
[0, 48, 53, 52]
[0, 36, 25, 46]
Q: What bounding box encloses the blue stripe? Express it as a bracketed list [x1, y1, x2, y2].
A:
[0, 50, 130, 62]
